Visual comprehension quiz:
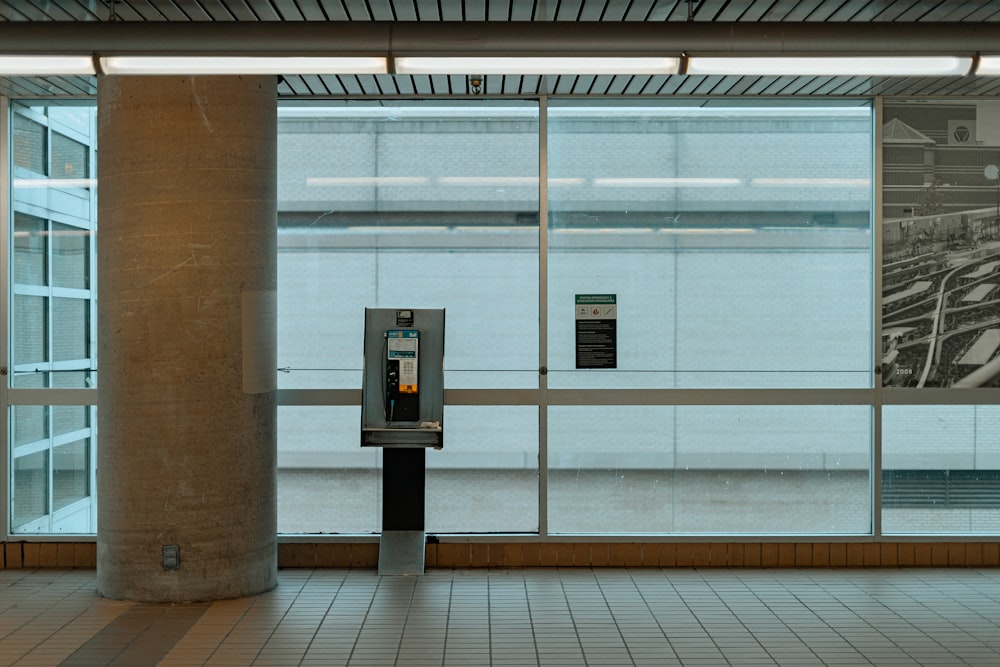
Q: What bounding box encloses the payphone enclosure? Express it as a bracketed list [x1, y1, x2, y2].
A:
[361, 308, 444, 449]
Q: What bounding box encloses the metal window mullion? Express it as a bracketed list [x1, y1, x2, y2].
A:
[873, 96, 884, 540]
[12, 437, 49, 460]
[538, 95, 549, 538]
[1, 94, 10, 539]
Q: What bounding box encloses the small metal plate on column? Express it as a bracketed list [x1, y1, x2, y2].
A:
[378, 530, 425, 576]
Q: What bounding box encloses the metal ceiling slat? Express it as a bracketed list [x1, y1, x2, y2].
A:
[143, 0, 194, 20]
[598, 0, 632, 21]
[781, 0, 829, 21]
[291, 0, 331, 18]
[411, 0, 437, 19]
[716, 74, 760, 95]
[641, 0, 680, 21]
[390, 73, 415, 95]
[555, 0, 584, 20]
[429, 74, 450, 95]
[938, 0, 997, 21]
[439, 0, 463, 19]
[280, 75, 313, 95]
[464, 0, 487, 20]
[756, 0, 801, 21]
[618, 74, 650, 94]
[798, 0, 852, 21]
[664, 0, 692, 20]
[6, 76, 55, 95]
[716, 0, 762, 20]
[690, 74, 727, 94]
[315, 75, 346, 94]
[795, 75, 840, 95]
[691, 0, 731, 21]
[315, 0, 350, 19]
[601, 74, 633, 95]
[963, 3, 1000, 20]
[0, 0, 58, 20]
[518, 74, 541, 95]
[673, 74, 709, 94]
[704, 74, 742, 95]
[894, 0, 947, 21]
[112, 0, 168, 20]
[823, 76, 870, 95]
[910, 0, 960, 21]
[188, 0, 239, 19]
[621, 0, 651, 20]
[868, 0, 924, 21]
[23, 0, 90, 21]
[365, 0, 396, 20]
[578, 0, 609, 20]
[21, 0, 79, 20]
[336, 75, 365, 95]
[213, 0, 261, 19]
[162, 0, 207, 20]
[827, 0, 880, 21]
[349, 0, 374, 19]
[485, 0, 506, 20]
[270, 0, 306, 19]
[390, 0, 418, 19]
[508, 0, 534, 20]
[0, 1, 34, 20]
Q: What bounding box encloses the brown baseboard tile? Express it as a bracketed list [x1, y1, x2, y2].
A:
[3, 541, 998, 570]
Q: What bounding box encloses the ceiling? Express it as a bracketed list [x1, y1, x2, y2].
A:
[3, 0, 1000, 99]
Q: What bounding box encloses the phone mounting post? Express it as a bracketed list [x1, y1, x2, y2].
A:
[361, 308, 444, 575]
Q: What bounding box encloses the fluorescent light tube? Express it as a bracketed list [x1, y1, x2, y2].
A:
[976, 56, 1000, 75]
[100, 56, 387, 75]
[686, 56, 972, 77]
[394, 56, 680, 75]
[0, 55, 96, 75]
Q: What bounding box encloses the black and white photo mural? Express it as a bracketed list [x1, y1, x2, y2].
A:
[882, 101, 1000, 388]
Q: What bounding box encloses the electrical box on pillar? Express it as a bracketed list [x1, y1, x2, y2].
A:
[361, 308, 444, 449]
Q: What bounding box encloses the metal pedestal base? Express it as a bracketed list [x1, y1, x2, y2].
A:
[378, 530, 425, 576]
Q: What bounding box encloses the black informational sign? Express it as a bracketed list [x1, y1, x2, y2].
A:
[575, 294, 617, 369]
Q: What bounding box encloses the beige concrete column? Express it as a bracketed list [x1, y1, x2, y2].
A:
[96, 76, 277, 602]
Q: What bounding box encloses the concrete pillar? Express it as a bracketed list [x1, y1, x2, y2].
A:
[96, 76, 277, 602]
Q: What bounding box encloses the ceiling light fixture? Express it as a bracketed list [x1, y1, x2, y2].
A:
[686, 56, 973, 77]
[975, 56, 1000, 75]
[393, 56, 681, 75]
[0, 55, 96, 76]
[99, 56, 388, 75]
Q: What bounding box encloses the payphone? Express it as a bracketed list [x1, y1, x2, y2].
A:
[361, 308, 444, 576]
[384, 329, 420, 422]
[362, 308, 444, 447]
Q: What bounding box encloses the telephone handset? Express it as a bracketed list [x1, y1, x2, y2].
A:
[384, 329, 420, 422]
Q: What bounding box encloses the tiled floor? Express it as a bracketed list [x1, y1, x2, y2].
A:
[2, 568, 1000, 666]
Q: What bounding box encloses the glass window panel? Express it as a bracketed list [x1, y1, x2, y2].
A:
[13, 371, 47, 389]
[426, 406, 538, 533]
[52, 439, 89, 512]
[52, 297, 88, 362]
[12, 113, 46, 175]
[14, 294, 46, 366]
[277, 103, 539, 390]
[548, 405, 871, 534]
[547, 102, 873, 389]
[883, 405, 1000, 534]
[52, 370, 93, 389]
[14, 213, 46, 286]
[13, 405, 48, 446]
[51, 132, 88, 180]
[12, 451, 48, 529]
[52, 222, 89, 289]
[277, 406, 378, 533]
[53, 406, 88, 436]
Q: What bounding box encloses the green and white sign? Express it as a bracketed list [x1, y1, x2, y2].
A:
[575, 294, 617, 369]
